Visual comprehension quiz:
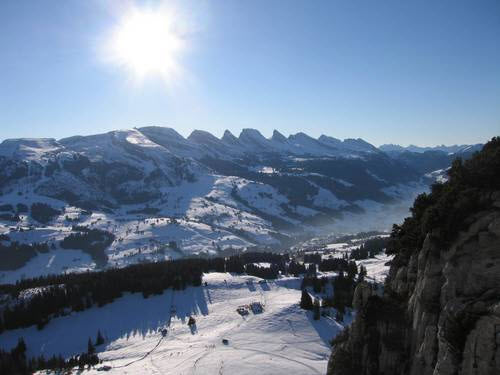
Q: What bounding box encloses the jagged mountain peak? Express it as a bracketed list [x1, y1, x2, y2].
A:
[288, 132, 316, 142]
[188, 129, 220, 142]
[239, 128, 270, 150]
[222, 129, 239, 144]
[188, 130, 228, 155]
[239, 128, 266, 140]
[271, 130, 287, 143]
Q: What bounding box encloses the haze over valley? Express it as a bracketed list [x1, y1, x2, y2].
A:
[0, 127, 478, 282]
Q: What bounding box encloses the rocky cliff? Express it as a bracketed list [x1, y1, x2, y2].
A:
[328, 138, 500, 375]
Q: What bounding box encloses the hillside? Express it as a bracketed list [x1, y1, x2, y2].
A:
[0, 127, 476, 281]
[0, 273, 342, 375]
[327, 137, 500, 375]
[0, 231, 395, 374]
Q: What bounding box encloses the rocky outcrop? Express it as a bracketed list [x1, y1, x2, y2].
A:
[328, 192, 500, 375]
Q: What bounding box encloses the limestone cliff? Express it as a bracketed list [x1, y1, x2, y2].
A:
[328, 138, 500, 375]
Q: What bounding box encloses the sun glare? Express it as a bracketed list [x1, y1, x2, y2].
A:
[106, 6, 186, 84]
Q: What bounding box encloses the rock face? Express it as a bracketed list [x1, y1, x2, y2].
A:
[328, 194, 500, 375]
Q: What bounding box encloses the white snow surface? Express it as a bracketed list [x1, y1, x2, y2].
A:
[0, 273, 343, 375]
[0, 127, 432, 283]
[356, 253, 394, 283]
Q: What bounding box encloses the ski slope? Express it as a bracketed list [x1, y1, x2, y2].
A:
[0, 273, 344, 375]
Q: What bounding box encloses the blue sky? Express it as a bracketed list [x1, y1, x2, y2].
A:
[0, 0, 498, 146]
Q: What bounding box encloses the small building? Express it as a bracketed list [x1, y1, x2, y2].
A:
[250, 302, 264, 314]
[236, 306, 249, 316]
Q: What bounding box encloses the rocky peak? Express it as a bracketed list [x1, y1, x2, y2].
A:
[271, 130, 287, 143]
[188, 130, 221, 145]
[328, 138, 500, 375]
[318, 135, 343, 149]
[221, 129, 240, 145]
[239, 128, 270, 149]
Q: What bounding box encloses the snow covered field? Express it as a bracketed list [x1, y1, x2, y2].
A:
[356, 253, 394, 283]
[0, 273, 344, 375]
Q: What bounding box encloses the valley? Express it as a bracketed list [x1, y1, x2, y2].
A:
[0, 127, 470, 282]
[0, 234, 391, 374]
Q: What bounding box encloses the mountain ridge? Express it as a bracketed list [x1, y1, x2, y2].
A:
[0, 127, 482, 282]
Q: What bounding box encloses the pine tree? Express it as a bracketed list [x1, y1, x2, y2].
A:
[358, 265, 367, 282]
[16, 337, 26, 353]
[313, 277, 322, 293]
[300, 289, 313, 310]
[96, 330, 104, 346]
[336, 309, 344, 322]
[87, 337, 95, 354]
[313, 298, 321, 320]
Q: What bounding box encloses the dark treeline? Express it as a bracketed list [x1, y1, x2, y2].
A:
[245, 263, 282, 279]
[0, 252, 291, 333]
[30, 202, 60, 224]
[0, 259, 206, 332]
[0, 212, 20, 222]
[288, 260, 307, 276]
[318, 257, 358, 274]
[225, 252, 289, 278]
[0, 241, 49, 271]
[350, 236, 389, 260]
[60, 226, 115, 266]
[239, 252, 289, 264]
[303, 253, 359, 275]
[0, 336, 99, 375]
[304, 252, 322, 264]
[301, 263, 365, 320]
[388, 137, 500, 255]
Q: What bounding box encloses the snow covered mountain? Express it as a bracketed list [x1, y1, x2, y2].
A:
[379, 143, 483, 155]
[0, 127, 473, 281]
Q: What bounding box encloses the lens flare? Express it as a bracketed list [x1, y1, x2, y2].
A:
[105, 5, 186, 85]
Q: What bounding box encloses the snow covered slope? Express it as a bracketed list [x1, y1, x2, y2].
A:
[0, 127, 451, 280]
[0, 273, 343, 375]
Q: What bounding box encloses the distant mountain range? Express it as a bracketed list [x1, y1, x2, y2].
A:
[0, 127, 483, 280]
[379, 143, 483, 154]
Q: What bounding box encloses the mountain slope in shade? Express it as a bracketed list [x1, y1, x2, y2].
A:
[327, 137, 500, 375]
[0, 127, 480, 281]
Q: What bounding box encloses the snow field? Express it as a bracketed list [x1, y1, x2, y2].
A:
[1, 273, 343, 375]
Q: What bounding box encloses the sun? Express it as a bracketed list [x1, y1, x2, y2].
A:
[106, 6, 186, 84]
